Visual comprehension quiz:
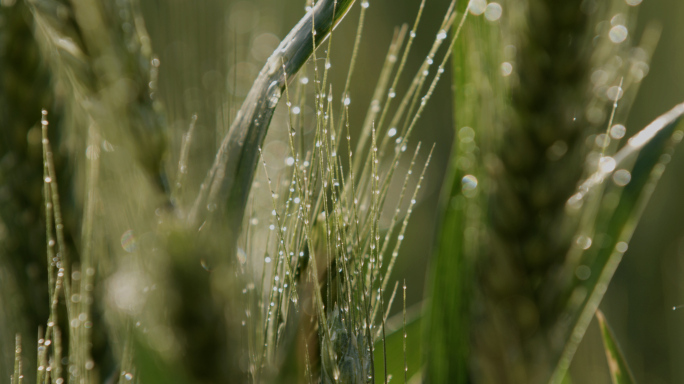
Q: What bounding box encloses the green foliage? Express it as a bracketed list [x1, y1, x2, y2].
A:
[596, 310, 637, 384]
[431, 0, 684, 383]
[3, 0, 684, 383]
[2, 0, 460, 383]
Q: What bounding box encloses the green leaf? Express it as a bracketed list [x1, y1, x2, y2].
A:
[596, 310, 637, 384]
[550, 103, 684, 383]
[424, 5, 504, 382]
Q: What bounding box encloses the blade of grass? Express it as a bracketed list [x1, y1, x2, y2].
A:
[596, 310, 637, 384]
[423, 3, 489, 382]
[199, 0, 357, 244]
[550, 104, 684, 383]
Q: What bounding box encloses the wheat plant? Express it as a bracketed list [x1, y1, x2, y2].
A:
[2, 0, 684, 383]
[426, 0, 684, 383]
[1, 0, 460, 382]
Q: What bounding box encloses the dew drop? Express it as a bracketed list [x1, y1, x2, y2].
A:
[500, 62, 513, 76]
[436, 30, 447, 40]
[598, 156, 616, 173]
[609, 25, 628, 43]
[575, 265, 591, 280]
[595, 134, 609, 148]
[607, 85, 623, 101]
[546, 140, 568, 161]
[576, 235, 592, 250]
[615, 241, 629, 253]
[86, 145, 100, 160]
[267, 81, 281, 108]
[469, 0, 487, 15]
[387, 128, 397, 137]
[265, 256, 272, 263]
[344, 97, 351, 106]
[612, 169, 631, 186]
[609, 124, 626, 139]
[124, 372, 133, 381]
[459, 126, 475, 141]
[361, 0, 369, 8]
[484, 3, 503, 21]
[285, 157, 295, 166]
[625, 0, 642, 5]
[292, 106, 301, 115]
[461, 175, 478, 192]
[120, 229, 137, 253]
[611, 14, 627, 27]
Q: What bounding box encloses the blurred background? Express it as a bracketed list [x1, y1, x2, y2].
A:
[138, 0, 684, 382]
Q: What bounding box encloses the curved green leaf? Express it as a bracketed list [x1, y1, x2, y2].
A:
[596, 310, 637, 384]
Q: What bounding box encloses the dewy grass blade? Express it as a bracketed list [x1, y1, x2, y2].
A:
[550, 105, 684, 383]
[570, 102, 684, 204]
[203, 0, 357, 245]
[596, 310, 637, 384]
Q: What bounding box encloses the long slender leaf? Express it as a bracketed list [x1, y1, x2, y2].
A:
[550, 103, 684, 383]
[196, 0, 357, 243]
[596, 310, 637, 384]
